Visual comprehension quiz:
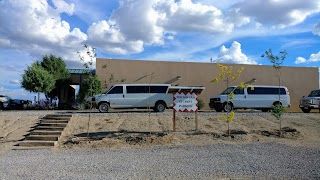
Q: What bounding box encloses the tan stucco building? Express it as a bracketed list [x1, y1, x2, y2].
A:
[96, 58, 319, 112]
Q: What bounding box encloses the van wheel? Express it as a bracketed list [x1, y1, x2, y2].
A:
[261, 109, 269, 112]
[154, 101, 166, 112]
[98, 102, 110, 113]
[223, 102, 233, 112]
[273, 102, 282, 107]
[302, 108, 311, 113]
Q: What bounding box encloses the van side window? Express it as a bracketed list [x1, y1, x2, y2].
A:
[127, 86, 168, 93]
[127, 86, 148, 93]
[108, 86, 123, 94]
[234, 88, 244, 95]
[247, 87, 286, 95]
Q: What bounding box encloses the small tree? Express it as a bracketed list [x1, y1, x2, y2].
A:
[78, 44, 98, 138]
[77, 75, 102, 102]
[211, 63, 250, 136]
[41, 54, 70, 81]
[21, 62, 55, 106]
[261, 48, 288, 137]
[78, 45, 96, 103]
[102, 64, 126, 89]
[41, 54, 71, 100]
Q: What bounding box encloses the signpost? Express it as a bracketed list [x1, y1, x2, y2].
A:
[173, 92, 199, 131]
[167, 85, 205, 132]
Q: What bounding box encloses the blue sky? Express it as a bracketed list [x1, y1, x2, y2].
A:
[0, 0, 320, 101]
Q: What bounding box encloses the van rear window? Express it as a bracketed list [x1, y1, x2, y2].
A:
[247, 87, 286, 95]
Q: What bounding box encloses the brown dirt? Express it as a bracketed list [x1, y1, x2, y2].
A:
[1, 111, 319, 154]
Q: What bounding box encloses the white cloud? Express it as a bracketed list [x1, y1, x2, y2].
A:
[156, 0, 235, 33]
[0, 0, 87, 62]
[309, 51, 320, 62]
[295, 51, 320, 64]
[313, 22, 320, 35]
[215, 41, 257, 64]
[233, 0, 320, 28]
[87, 20, 144, 54]
[9, 80, 20, 85]
[225, 8, 250, 27]
[294, 57, 307, 64]
[52, 0, 75, 15]
[86, 0, 245, 55]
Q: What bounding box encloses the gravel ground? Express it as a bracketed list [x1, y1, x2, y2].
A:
[0, 143, 319, 179]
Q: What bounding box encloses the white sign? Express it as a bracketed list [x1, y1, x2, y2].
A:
[173, 92, 198, 112]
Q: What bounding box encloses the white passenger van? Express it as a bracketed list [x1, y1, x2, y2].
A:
[92, 84, 173, 112]
[209, 85, 291, 112]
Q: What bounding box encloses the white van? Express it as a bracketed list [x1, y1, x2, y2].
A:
[209, 85, 291, 112]
[92, 84, 173, 112]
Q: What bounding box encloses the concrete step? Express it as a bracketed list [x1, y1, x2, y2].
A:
[29, 131, 62, 136]
[42, 117, 71, 120]
[44, 114, 72, 118]
[24, 135, 59, 141]
[16, 141, 56, 147]
[40, 119, 69, 124]
[12, 146, 52, 150]
[34, 126, 65, 131]
[38, 123, 68, 127]
[46, 114, 72, 117]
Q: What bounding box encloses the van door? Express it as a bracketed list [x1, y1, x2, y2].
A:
[232, 88, 246, 108]
[107, 85, 127, 108]
[246, 87, 274, 108]
[125, 85, 149, 107]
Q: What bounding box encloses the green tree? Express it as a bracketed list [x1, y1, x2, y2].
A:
[77, 75, 102, 102]
[40, 54, 71, 99]
[21, 62, 55, 104]
[261, 48, 288, 137]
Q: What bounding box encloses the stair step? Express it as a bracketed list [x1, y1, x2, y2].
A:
[38, 123, 68, 127]
[12, 114, 71, 149]
[46, 114, 72, 117]
[12, 146, 52, 150]
[34, 126, 65, 131]
[29, 131, 62, 135]
[24, 135, 59, 141]
[17, 141, 56, 147]
[40, 120, 69, 124]
[42, 117, 71, 120]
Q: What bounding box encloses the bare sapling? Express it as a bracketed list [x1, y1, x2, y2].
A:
[261, 48, 288, 137]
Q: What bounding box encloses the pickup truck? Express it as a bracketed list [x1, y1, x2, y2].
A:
[299, 89, 320, 113]
[0, 95, 32, 110]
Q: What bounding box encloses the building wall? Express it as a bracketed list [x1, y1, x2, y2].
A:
[96, 58, 319, 112]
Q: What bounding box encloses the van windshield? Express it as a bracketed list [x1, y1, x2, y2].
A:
[308, 90, 320, 97]
[221, 87, 236, 94]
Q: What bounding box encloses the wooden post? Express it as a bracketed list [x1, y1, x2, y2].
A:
[173, 93, 176, 132]
[195, 93, 199, 131]
[173, 109, 176, 132]
[195, 110, 198, 131]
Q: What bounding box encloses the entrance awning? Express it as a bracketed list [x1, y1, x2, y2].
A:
[167, 86, 205, 94]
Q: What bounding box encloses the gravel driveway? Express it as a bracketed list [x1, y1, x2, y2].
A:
[0, 143, 319, 179]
